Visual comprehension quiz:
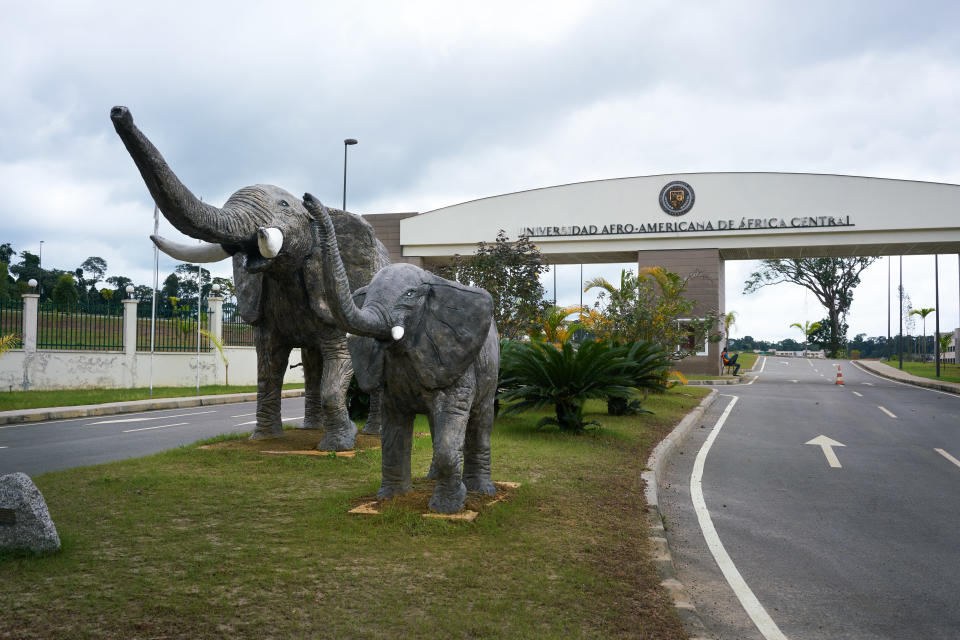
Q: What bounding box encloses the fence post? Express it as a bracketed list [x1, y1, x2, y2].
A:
[207, 295, 223, 343]
[21, 292, 39, 353]
[123, 298, 139, 357]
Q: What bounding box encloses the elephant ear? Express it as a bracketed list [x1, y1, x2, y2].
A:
[408, 279, 494, 389]
[328, 208, 390, 290]
[348, 335, 384, 393]
[233, 254, 263, 325]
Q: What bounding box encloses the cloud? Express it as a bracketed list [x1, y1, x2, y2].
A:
[1, 0, 958, 341]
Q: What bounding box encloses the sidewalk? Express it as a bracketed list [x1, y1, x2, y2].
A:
[0, 389, 306, 426]
[853, 360, 960, 395]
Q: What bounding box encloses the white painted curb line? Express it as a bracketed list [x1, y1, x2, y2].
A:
[642, 388, 718, 640]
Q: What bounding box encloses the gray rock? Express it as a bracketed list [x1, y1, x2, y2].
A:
[0, 472, 61, 554]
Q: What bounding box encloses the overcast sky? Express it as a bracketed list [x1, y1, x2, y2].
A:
[3, 0, 959, 342]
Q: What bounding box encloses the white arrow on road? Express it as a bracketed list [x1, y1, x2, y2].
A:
[806, 435, 846, 468]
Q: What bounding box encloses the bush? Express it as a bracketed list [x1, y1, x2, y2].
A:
[498, 338, 671, 432]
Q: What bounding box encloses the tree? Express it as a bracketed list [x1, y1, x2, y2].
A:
[0, 261, 8, 302]
[174, 263, 212, 309]
[52, 273, 79, 305]
[439, 230, 549, 340]
[160, 273, 181, 314]
[79, 256, 108, 284]
[106, 275, 134, 300]
[527, 305, 583, 346]
[211, 276, 236, 303]
[723, 310, 737, 342]
[744, 257, 877, 357]
[0, 243, 14, 264]
[910, 307, 935, 362]
[789, 320, 822, 355]
[585, 267, 718, 359]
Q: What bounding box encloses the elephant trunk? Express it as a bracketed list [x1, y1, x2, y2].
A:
[304, 193, 391, 339]
[110, 106, 244, 245]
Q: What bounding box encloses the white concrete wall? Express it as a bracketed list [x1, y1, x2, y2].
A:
[0, 347, 305, 391]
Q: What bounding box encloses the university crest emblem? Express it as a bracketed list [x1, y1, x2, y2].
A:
[659, 181, 695, 216]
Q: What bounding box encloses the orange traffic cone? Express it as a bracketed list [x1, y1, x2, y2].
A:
[835, 366, 844, 385]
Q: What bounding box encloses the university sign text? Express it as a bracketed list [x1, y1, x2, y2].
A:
[519, 215, 855, 238]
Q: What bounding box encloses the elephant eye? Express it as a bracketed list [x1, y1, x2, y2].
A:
[278, 200, 289, 207]
[404, 290, 415, 297]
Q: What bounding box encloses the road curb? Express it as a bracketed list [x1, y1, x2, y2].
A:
[851, 360, 960, 395]
[0, 389, 306, 426]
[642, 388, 718, 640]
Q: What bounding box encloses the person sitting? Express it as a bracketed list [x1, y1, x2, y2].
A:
[721, 347, 741, 375]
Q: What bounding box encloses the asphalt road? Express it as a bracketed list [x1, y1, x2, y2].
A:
[660, 357, 960, 640]
[0, 396, 308, 476]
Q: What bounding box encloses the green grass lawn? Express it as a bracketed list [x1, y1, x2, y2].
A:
[880, 360, 960, 384]
[735, 351, 759, 371]
[1, 387, 709, 639]
[0, 384, 306, 412]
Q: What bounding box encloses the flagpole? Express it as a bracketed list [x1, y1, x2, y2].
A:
[150, 204, 159, 396]
[197, 261, 201, 395]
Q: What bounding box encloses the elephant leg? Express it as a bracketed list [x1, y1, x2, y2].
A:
[427, 390, 470, 514]
[361, 386, 383, 436]
[300, 346, 324, 430]
[425, 411, 439, 479]
[316, 332, 357, 452]
[250, 329, 290, 440]
[377, 400, 414, 499]
[463, 390, 496, 495]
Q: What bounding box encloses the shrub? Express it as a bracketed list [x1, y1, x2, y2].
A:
[498, 338, 671, 432]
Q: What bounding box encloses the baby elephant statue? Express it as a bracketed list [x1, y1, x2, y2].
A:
[303, 193, 498, 513]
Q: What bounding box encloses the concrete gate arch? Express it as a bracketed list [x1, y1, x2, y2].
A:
[364, 172, 960, 373]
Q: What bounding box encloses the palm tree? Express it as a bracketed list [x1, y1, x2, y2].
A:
[723, 311, 738, 341]
[790, 320, 822, 356]
[910, 307, 935, 362]
[528, 305, 584, 346]
[0, 333, 19, 357]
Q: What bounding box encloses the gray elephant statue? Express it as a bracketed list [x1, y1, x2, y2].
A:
[110, 106, 389, 450]
[303, 193, 498, 513]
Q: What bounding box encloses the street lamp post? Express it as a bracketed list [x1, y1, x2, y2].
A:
[38, 240, 43, 296]
[343, 138, 358, 212]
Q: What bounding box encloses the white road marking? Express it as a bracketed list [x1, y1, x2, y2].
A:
[122, 422, 190, 433]
[231, 412, 256, 418]
[807, 359, 815, 368]
[780, 362, 789, 366]
[235, 415, 304, 427]
[691, 395, 788, 640]
[878, 406, 897, 419]
[758, 357, 767, 373]
[852, 391, 863, 397]
[788, 379, 799, 383]
[87, 410, 216, 425]
[935, 448, 960, 469]
[0, 446, 7, 449]
[851, 361, 960, 398]
[0, 416, 97, 430]
[805, 435, 845, 468]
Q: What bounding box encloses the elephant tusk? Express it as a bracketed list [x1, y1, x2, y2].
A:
[257, 227, 283, 258]
[150, 235, 230, 263]
[391, 326, 405, 341]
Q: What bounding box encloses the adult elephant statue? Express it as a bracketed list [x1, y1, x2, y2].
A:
[303, 193, 498, 513]
[110, 106, 388, 450]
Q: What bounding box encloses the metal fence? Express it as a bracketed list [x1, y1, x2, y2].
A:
[0, 299, 23, 348]
[37, 302, 123, 351]
[136, 304, 211, 352]
[223, 311, 254, 346]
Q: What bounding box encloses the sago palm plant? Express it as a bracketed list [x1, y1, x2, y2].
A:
[498, 338, 671, 432]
